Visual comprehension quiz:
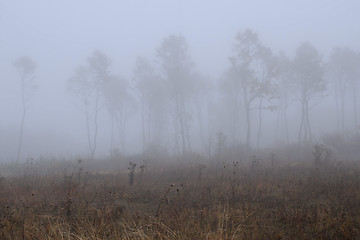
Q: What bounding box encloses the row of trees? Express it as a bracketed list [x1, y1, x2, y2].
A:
[222, 31, 328, 147]
[221, 30, 360, 149]
[13, 29, 360, 159]
[68, 29, 360, 157]
[68, 36, 207, 157]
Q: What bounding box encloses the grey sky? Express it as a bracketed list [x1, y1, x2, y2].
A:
[0, 0, 360, 158]
[2, 1, 360, 74]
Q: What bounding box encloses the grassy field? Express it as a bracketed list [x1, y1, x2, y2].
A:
[1, 148, 360, 239]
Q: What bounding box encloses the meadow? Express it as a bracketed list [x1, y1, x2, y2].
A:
[1, 144, 360, 239]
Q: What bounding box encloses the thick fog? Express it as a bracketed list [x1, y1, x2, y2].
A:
[1, 0, 360, 161]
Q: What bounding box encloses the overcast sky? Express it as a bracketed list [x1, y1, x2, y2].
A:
[1, 0, 360, 75]
[1, 0, 360, 159]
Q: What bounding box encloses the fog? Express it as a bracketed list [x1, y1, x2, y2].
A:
[1, 0, 360, 161]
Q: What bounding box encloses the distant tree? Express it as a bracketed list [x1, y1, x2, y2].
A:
[226, 29, 260, 148]
[328, 47, 359, 133]
[13, 56, 37, 162]
[103, 75, 136, 154]
[191, 73, 212, 151]
[220, 67, 245, 145]
[68, 50, 111, 159]
[275, 52, 293, 144]
[133, 56, 167, 151]
[252, 45, 278, 149]
[226, 29, 277, 148]
[156, 35, 197, 154]
[356, 52, 360, 131]
[292, 43, 325, 143]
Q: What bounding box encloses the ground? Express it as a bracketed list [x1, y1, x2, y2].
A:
[1, 151, 360, 239]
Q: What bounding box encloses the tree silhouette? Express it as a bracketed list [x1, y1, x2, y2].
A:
[103, 75, 136, 154]
[328, 47, 358, 133]
[226, 29, 277, 148]
[292, 43, 325, 143]
[253, 45, 278, 149]
[68, 50, 111, 159]
[156, 35, 196, 154]
[275, 52, 293, 145]
[13, 56, 37, 162]
[133, 56, 167, 151]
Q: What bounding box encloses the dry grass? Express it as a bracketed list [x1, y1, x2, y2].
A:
[1, 154, 360, 239]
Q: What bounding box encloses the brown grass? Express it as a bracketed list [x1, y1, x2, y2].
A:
[1, 155, 360, 239]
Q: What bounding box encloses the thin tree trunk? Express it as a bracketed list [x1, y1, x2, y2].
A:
[185, 111, 192, 153]
[148, 106, 152, 146]
[16, 77, 26, 162]
[243, 87, 252, 149]
[141, 94, 145, 152]
[84, 102, 94, 157]
[305, 100, 312, 142]
[256, 97, 263, 149]
[353, 86, 358, 132]
[245, 103, 251, 149]
[176, 95, 186, 154]
[283, 96, 289, 145]
[91, 88, 100, 159]
[118, 113, 127, 155]
[196, 101, 205, 151]
[341, 90, 345, 133]
[110, 114, 114, 151]
[298, 101, 305, 144]
[173, 114, 180, 154]
[182, 99, 192, 153]
[335, 84, 340, 132]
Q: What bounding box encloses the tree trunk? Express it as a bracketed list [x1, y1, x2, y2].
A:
[141, 93, 145, 152]
[90, 88, 100, 159]
[195, 100, 205, 152]
[84, 102, 94, 158]
[245, 103, 251, 149]
[341, 90, 345, 133]
[175, 95, 186, 154]
[16, 77, 26, 162]
[353, 86, 358, 132]
[256, 97, 263, 149]
[298, 100, 305, 144]
[283, 95, 289, 145]
[305, 100, 312, 142]
[110, 114, 114, 151]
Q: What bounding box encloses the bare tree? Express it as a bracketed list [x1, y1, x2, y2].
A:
[227, 29, 260, 148]
[351, 52, 360, 132]
[156, 35, 196, 154]
[253, 45, 278, 149]
[133, 56, 167, 151]
[68, 50, 110, 159]
[191, 73, 212, 152]
[220, 67, 245, 145]
[328, 47, 358, 133]
[13, 56, 37, 162]
[275, 52, 293, 145]
[226, 29, 277, 148]
[292, 43, 325, 143]
[103, 75, 136, 154]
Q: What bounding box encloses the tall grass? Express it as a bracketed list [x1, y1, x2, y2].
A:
[0, 150, 360, 239]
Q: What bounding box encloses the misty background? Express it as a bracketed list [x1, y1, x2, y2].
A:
[1, 0, 360, 161]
